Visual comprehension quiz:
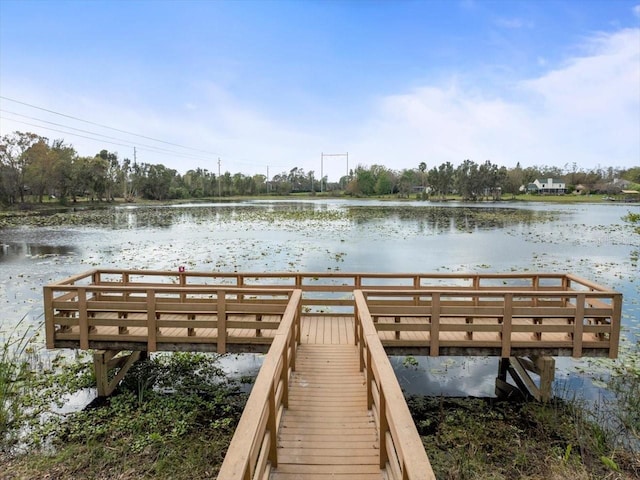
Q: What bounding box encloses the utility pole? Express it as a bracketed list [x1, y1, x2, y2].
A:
[320, 152, 324, 193]
[346, 152, 349, 178]
[217, 157, 221, 198]
[320, 152, 349, 192]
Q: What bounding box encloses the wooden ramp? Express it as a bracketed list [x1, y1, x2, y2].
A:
[273, 344, 382, 479]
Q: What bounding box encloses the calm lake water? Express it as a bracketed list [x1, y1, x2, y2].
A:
[1, 199, 638, 401]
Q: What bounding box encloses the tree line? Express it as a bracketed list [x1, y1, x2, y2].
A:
[1, 131, 638, 206]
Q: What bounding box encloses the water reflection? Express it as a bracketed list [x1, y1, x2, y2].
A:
[0, 242, 77, 262]
[347, 205, 550, 233]
[391, 356, 498, 396]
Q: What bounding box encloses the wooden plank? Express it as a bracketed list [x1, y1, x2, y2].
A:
[274, 464, 383, 474]
[277, 454, 377, 465]
[271, 472, 383, 479]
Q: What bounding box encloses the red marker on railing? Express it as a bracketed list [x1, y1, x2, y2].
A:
[178, 266, 186, 273]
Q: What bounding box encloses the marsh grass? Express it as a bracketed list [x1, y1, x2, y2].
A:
[0, 317, 39, 450]
[408, 395, 639, 480]
[1, 352, 247, 479]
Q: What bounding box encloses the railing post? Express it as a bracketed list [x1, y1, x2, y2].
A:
[296, 294, 302, 344]
[268, 380, 278, 467]
[78, 287, 89, 350]
[44, 287, 54, 349]
[354, 299, 360, 348]
[609, 293, 622, 358]
[147, 289, 157, 352]
[573, 293, 585, 358]
[282, 336, 289, 408]
[366, 343, 372, 409]
[501, 293, 513, 358]
[179, 271, 186, 303]
[379, 386, 388, 470]
[217, 290, 227, 354]
[430, 293, 440, 357]
[289, 328, 296, 372]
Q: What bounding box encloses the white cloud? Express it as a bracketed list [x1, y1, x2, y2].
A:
[348, 28, 640, 173]
[633, 5, 640, 18]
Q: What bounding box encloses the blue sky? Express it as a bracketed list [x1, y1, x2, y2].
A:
[1, 0, 639, 180]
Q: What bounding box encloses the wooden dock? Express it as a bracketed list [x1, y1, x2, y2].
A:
[42, 269, 623, 480]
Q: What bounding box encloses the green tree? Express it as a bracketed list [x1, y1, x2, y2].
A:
[428, 161, 454, 200]
[88, 156, 109, 200]
[374, 171, 394, 195]
[50, 140, 77, 203]
[0, 131, 44, 203]
[456, 159, 481, 201]
[24, 140, 55, 203]
[142, 164, 177, 200]
[504, 162, 524, 198]
[418, 161, 427, 188]
[350, 166, 375, 196]
[397, 169, 417, 197]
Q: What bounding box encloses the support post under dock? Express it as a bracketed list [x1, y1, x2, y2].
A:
[93, 350, 145, 397]
[495, 356, 555, 402]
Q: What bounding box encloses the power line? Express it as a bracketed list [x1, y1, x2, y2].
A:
[0, 95, 299, 173]
[0, 116, 218, 163]
[0, 109, 215, 162]
[0, 95, 222, 157]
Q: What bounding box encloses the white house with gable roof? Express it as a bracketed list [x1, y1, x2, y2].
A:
[527, 178, 566, 195]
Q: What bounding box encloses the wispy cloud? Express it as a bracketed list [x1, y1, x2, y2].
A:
[494, 17, 534, 29]
[633, 5, 640, 18]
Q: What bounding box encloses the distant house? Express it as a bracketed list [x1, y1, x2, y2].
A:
[529, 178, 566, 195]
[612, 178, 632, 189]
[621, 190, 640, 202]
[574, 184, 587, 195]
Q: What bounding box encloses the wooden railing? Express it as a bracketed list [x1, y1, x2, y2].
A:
[216, 289, 302, 479]
[354, 290, 436, 480]
[51, 269, 606, 314]
[360, 288, 622, 358]
[44, 283, 295, 353]
[44, 269, 622, 358]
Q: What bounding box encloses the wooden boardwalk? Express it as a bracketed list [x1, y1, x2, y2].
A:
[42, 269, 623, 480]
[274, 344, 382, 479]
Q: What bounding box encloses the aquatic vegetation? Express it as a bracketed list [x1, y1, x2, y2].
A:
[0, 318, 36, 449]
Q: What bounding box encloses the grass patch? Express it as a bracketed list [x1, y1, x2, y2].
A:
[408, 396, 639, 480]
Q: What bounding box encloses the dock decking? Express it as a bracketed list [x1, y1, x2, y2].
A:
[274, 344, 382, 479]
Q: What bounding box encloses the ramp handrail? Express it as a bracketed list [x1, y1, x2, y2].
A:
[354, 290, 436, 480]
[216, 289, 302, 480]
